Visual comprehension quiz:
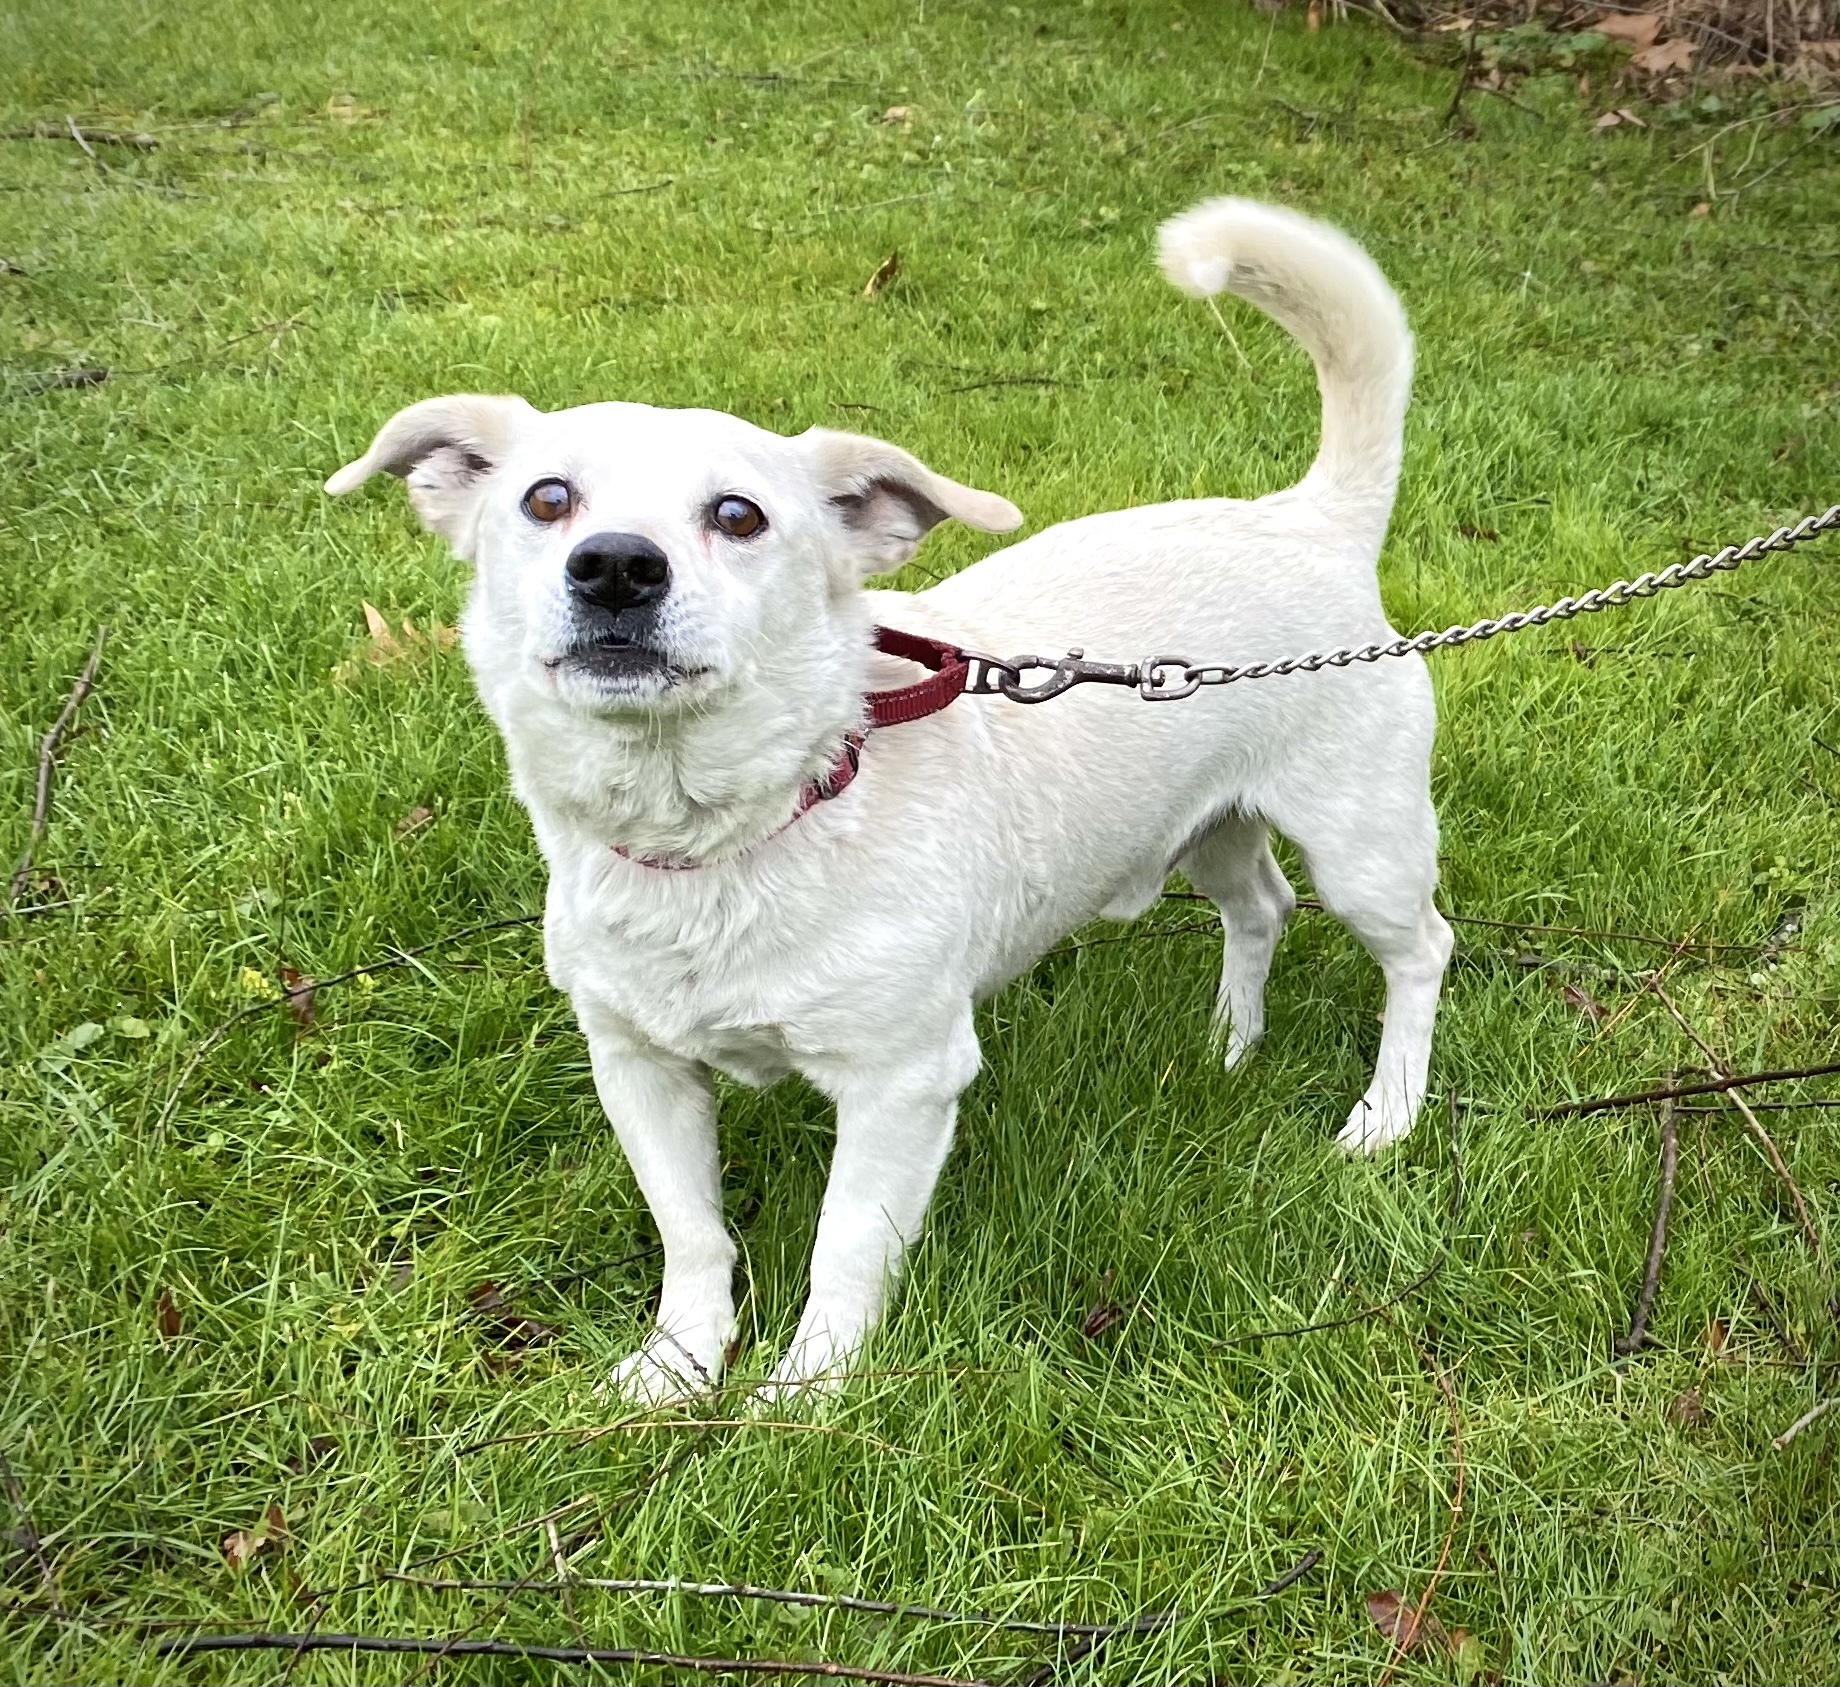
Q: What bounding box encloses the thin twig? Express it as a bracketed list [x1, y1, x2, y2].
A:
[1215, 1093, 1464, 1347]
[1614, 1095, 1678, 1355]
[65, 116, 102, 167]
[1377, 1353, 1464, 1687]
[1160, 890, 1772, 956]
[1585, 926, 1701, 1051]
[1652, 985, 1822, 1259]
[1, 122, 158, 148]
[0, 1449, 66, 1620]
[155, 1634, 989, 1686]
[9, 625, 107, 906]
[1014, 1547, 1322, 1687]
[1773, 1398, 1836, 1451]
[1538, 1061, 1840, 1120]
[383, 1573, 1176, 1640]
[452, 1416, 1041, 1512]
[543, 1518, 584, 1646]
[154, 913, 539, 1132]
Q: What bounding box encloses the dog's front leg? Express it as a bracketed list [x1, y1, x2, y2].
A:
[579, 1005, 735, 1405]
[763, 1017, 979, 1400]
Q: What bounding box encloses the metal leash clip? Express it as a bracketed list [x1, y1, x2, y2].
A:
[1136, 656, 1203, 701]
[961, 647, 1148, 704]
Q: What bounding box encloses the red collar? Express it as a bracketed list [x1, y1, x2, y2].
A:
[613, 626, 969, 871]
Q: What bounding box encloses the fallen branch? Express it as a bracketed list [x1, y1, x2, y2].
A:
[1, 122, 157, 148]
[1652, 986, 1821, 1260]
[154, 913, 539, 1131]
[1015, 1548, 1322, 1687]
[154, 1634, 988, 1686]
[9, 626, 107, 906]
[1160, 890, 1773, 957]
[1536, 1061, 1840, 1120]
[1773, 1398, 1836, 1451]
[383, 1572, 1176, 1640]
[0, 1448, 65, 1620]
[1216, 1095, 1464, 1347]
[1613, 1095, 1678, 1355]
[1377, 1353, 1464, 1687]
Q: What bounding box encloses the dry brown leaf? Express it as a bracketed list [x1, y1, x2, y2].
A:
[1080, 1270, 1124, 1339]
[1688, 200, 1712, 217]
[1560, 982, 1609, 1023]
[862, 249, 901, 300]
[395, 804, 435, 837]
[1669, 1387, 1705, 1426]
[1595, 10, 1662, 47]
[1457, 523, 1500, 542]
[1366, 1588, 1450, 1654]
[1705, 1316, 1731, 1358]
[877, 105, 912, 126]
[156, 1289, 182, 1341]
[467, 1281, 559, 1356]
[1594, 110, 1624, 129]
[1632, 38, 1695, 74]
[335, 604, 457, 681]
[222, 1503, 288, 1571]
[278, 965, 317, 1032]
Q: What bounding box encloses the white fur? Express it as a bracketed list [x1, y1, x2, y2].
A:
[327, 198, 1452, 1402]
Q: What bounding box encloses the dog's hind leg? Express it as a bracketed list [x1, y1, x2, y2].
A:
[1178, 814, 1297, 1070]
[1265, 772, 1452, 1153]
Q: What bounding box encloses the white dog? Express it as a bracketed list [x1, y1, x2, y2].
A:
[327, 198, 1452, 1401]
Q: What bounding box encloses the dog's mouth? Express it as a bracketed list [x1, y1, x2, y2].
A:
[543, 637, 703, 694]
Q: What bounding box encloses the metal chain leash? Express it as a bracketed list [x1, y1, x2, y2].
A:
[960, 504, 1840, 704]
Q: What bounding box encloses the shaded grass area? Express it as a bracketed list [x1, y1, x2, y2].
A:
[3, 1, 1839, 1681]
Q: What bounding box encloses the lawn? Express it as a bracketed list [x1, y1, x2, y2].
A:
[3, 1, 1839, 1681]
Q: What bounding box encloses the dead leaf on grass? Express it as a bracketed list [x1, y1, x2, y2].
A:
[877, 105, 913, 126]
[1669, 1387, 1705, 1426]
[1705, 1316, 1731, 1358]
[395, 804, 435, 837]
[1366, 1587, 1450, 1654]
[1560, 981, 1609, 1023]
[332, 602, 459, 682]
[1457, 523, 1499, 542]
[222, 1503, 288, 1571]
[1080, 1271, 1125, 1339]
[1594, 107, 1647, 129]
[468, 1281, 559, 1356]
[862, 249, 901, 300]
[1595, 10, 1662, 47]
[278, 965, 317, 1032]
[156, 1289, 182, 1341]
[1632, 38, 1695, 74]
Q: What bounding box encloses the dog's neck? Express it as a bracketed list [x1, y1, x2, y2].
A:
[477, 604, 875, 869]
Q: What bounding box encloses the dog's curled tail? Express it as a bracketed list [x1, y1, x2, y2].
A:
[1158, 198, 1412, 534]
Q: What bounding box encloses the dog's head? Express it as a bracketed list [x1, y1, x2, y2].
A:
[326, 396, 1021, 722]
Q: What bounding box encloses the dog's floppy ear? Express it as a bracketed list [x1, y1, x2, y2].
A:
[800, 427, 1021, 572]
[325, 395, 536, 551]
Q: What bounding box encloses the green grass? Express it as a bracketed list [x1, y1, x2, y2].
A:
[3, 1, 1839, 1681]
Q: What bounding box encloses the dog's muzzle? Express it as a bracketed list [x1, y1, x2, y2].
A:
[554, 531, 676, 685]
[566, 531, 670, 615]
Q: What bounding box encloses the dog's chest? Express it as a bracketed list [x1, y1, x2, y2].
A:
[548, 867, 835, 1084]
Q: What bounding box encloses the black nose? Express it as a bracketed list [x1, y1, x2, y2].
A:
[565, 532, 670, 613]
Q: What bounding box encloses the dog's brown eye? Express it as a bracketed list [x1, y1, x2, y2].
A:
[522, 479, 573, 524]
[712, 495, 766, 538]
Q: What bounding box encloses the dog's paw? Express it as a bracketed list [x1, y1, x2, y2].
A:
[1335, 1089, 1415, 1155]
[1220, 1024, 1262, 1072]
[752, 1316, 859, 1409]
[597, 1327, 727, 1408]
